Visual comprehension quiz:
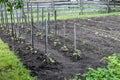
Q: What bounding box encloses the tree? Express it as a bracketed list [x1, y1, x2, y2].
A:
[0, 0, 23, 37]
[0, 0, 23, 12]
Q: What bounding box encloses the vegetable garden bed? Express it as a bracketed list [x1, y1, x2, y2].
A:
[0, 15, 120, 80]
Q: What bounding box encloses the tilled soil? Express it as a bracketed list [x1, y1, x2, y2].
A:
[0, 15, 120, 80]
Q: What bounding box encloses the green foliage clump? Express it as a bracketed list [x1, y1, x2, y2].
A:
[0, 39, 36, 80]
[84, 54, 120, 80]
[0, 0, 24, 12]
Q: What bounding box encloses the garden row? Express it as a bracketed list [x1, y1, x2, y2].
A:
[1, 15, 120, 80]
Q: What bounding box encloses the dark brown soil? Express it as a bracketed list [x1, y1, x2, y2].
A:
[0, 15, 120, 80]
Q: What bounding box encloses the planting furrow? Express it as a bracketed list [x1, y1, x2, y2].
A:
[14, 25, 90, 79]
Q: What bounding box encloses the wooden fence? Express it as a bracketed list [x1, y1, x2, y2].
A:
[0, 1, 120, 25]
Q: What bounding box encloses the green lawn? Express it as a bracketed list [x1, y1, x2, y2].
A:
[0, 39, 36, 80]
[0, 10, 120, 23]
[56, 11, 120, 20]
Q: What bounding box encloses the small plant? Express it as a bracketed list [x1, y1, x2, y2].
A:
[35, 32, 42, 37]
[18, 37, 24, 44]
[0, 25, 6, 30]
[0, 25, 2, 28]
[95, 32, 99, 35]
[45, 53, 55, 63]
[32, 49, 38, 54]
[64, 77, 67, 80]
[53, 39, 61, 46]
[5, 29, 9, 34]
[20, 25, 24, 29]
[48, 34, 53, 39]
[34, 50, 37, 53]
[73, 49, 81, 56]
[26, 28, 31, 32]
[7, 29, 12, 35]
[1, 26, 5, 30]
[61, 45, 69, 52]
[10, 37, 14, 41]
[35, 32, 43, 39]
[26, 42, 31, 47]
[73, 74, 81, 80]
[25, 42, 34, 51]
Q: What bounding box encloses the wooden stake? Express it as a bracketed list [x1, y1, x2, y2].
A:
[63, 21, 66, 45]
[42, 8, 44, 31]
[31, 2, 34, 49]
[48, 8, 50, 33]
[74, 23, 77, 51]
[45, 19, 48, 54]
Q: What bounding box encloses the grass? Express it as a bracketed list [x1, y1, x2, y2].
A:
[0, 10, 120, 24]
[0, 39, 36, 80]
[57, 11, 120, 20]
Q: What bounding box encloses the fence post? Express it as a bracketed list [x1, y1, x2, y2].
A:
[51, 0, 57, 35]
[113, 0, 116, 8]
[4, 4, 8, 29]
[79, 0, 83, 15]
[52, 0, 55, 12]
[37, 2, 39, 26]
[10, 12, 14, 37]
[12, 10, 17, 38]
[0, 4, 1, 24]
[16, 9, 20, 37]
[1, 4, 4, 25]
[16, 9, 18, 25]
[22, 7, 27, 26]
[27, 2, 30, 23]
[107, 0, 110, 13]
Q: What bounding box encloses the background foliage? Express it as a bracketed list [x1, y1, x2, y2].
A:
[0, 0, 23, 12]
